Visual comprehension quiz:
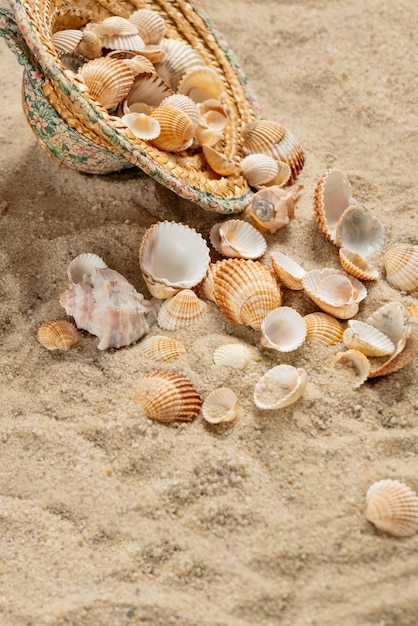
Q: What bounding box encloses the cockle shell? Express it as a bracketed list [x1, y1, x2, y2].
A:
[194, 261, 224, 302]
[368, 317, 418, 379]
[366, 301, 409, 350]
[139, 221, 210, 299]
[342, 320, 395, 357]
[245, 184, 303, 234]
[126, 73, 174, 108]
[202, 388, 238, 424]
[242, 120, 305, 185]
[365, 479, 418, 537]
[157, 289, 207, 330]
[93, 16, 145, 51]
[239, 154, 280, 188]
[339, 248, 379, 281]
[270, 251, 305, 290]
[139, 335, 186, 361]
[335, 204, 386, 257]
[209, 219, 267, 259]
[260, 306, 307, 352]
[302, 268, 367, 319]
[313, 169, 354, 244]
[198, 99, 228, 131]
[128, 9, 166, 45]
[177, 67, 224, 103]
[254, 364, 308, 410]
[122, 54, 155, 76]
[213, 343, 259, 369]
[201, 145, 241, 176]
[78, 57, 135, 109]
[212, 258, 283, 330]
[121, 112, 161, 140]
[303, 311, 345, 346]
[161, 94, 201, 128]
[330, 349, 371, 388]
[67, 252, 107, 284]
[52, 29, 83, 54]
[133, 370, 202, 423]
[154, 38, 205, 91]
[149, 104, 195, 152]
[76, 29, 102, 59]
[383, 244, 418, 293]
[37, 319, 81, 351]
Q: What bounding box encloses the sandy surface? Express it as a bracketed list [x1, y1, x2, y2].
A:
[0, 0, 418, 624]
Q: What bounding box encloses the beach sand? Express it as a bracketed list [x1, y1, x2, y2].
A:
[0, 0, 417, 624]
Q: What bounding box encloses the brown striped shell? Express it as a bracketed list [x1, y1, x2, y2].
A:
[149, 104, 196, 152]
[157, 289, 207, 330]
[365, 479, 418, 537]
[37, 319, 81, 351]
[133, 371, 202, 423]
[139, 335, 186, 361]
[303, 312, 345, 346]
[270, 251, 305, 290]
[339, 248, 379, 281]
[78, 57, 135, 110]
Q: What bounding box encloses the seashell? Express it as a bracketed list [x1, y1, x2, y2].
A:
[330, 349, 371, 388]
[78, 57, 135, 110]
[133, 370, 202, 423]
[122, 54, 155, 76]
[242, 120, 305, 185]
[37, 319, 81, 351]
[365, 479, 418, 537]
[177, 67, 224, 103]
[303, 311, 345, 346]
[76, 29, 102, 59]
[161, 94, 201, 128]
[194, 125, 224, 148]
[366, 301, 409, 350]
[128, 9, 166, 45]
[368, 317, 418, 379]
[213, 343, 259, 369]
[270, 252, 305, 290]
[52, 29, 83, 54]
[209, 219, 267, 259]
[127, 73, 174, 108]
[260, 306, 307, 352]
[339, 247, 379, 281]
[261, 161, 292, 188]
[245, 184, 303, 234]
[154, 38, 205, 91]
[139, 335, 186, 361]
[67, 252, 107, 285]
[122, 100, 154, 116]
[157, 289, 207, 330]
[240, 154, 279, 188]
[335, 204, 386, 257]
[58, 51, 88, 72]
[383, 244, 418, 293]
[137, 44, 166, 64]
[194, 260, 224, 302]
[149, 104, 195, 152]
[202, 388, 238, 424]
[139, 221, 210, 299]
[121, 112, 161, 140]
[201, 145, 240, 176]
[59, 282, 95, 329]
[342, 320, 395, 357]
[93, 17, 145, 51]
[313, 169, 354, 244]
[407, 302, 418, 318]
[212, 258, 283, 330]
[302, 268, 367, 319]
[254, 364, 308, 410]
[198, 99, 228, 131]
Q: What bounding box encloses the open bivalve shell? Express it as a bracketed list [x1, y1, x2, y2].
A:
[368, 316, 418, 379]
[202, 388, 238, 424]
[139, 221, 210, 299]
[244, 185, 303, 234]
[37, 319, 81, 351]
[177, 67, 225, 103]
[303, 312, 345, 346]
[342, 320, 395, 357]
[121, 112, 161, 140]
[157, 290, 207, 330]
[313, 169, 354, 244]
[261, 307, 307, 352]
[330, 349, 371, 388]
[212, 259, 283, 330]
[383, 244, 418, 293]
[270, 252, 305, 290]
[210, 219, 267, 259]
[365, 479, 418, 537]
[339, 248, 379, 281]
[133, 370, 202, 423]
[335, 204, 386, 258]
[139, 335, 186, 361]
[302, 268, 367, 319]
[254, 364, 308, 410]
[213, 343, 259, 369]
[154, 38, 205, 91]
[92, 16, 145, 51]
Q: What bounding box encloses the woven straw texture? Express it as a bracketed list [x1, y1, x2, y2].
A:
[0, 0, 262, 213]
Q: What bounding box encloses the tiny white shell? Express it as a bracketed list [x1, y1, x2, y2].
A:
[202, 388, 238, 424]
[260, 306, 307, 352]
[365, 479, 418, 537]
[254, 364, 308, 410]
[213, 343, 259, 369]
[210, 219, 267, 259]
[342, 320, 395, 357]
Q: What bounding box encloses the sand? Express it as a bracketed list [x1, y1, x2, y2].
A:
[0, 0, 417, 624]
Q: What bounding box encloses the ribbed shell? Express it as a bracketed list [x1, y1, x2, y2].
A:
[261, 306, 307, 352]
[140, 335, 186, 361]
[155, 38, 205, 91]
[194, 261, 224, 302]
[368, 317, 418, 379]
[339, 248, 379, 281]
[302, 268, 367, 320]
[254, 364, 308, 410]
[366, 301, 408, 348]
[342, 320, 395, 357]
[213, 343, 259, 369]
[330, 349, 371, 388]
[212, 259, 283, 330]
[313, 169, 354, 244]
[365, 479, 418, 537]
[37, 319, 81, 351]
[303, 312, 345, 346]
[52, 29, 83, 54]
[94, 16, 139, 37]
[202, 388, 238, 424]
[240, 153, 279, 187]
[76, 30, 102, 60]
[150, 104, 195, 152]
[383, 244, 418, 293]
[210, 219, 267, 259]
[127, 74, 174, 108]
[270, 251, 305, 290]
[335, 204, 386, 257]
[79, 57, 135, 110]
[67, 252, 107, 285]
[161, 94, 201, 128]
[157, 289, 207, 330]
[122, 54, 156, 76]
[242, 120, 305, 185]
[133, 371, 202, 423]
[128, 9, 166, 44]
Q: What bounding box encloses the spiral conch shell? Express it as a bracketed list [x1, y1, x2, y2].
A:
[244, 185, 303, 234]
[254, 364, 308, 410]
[365, 479, 418, 537]
[133, 371, 202, 423]
[37, 319, 81, 351]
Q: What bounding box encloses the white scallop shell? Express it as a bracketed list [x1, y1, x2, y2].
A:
[67, 252, 108, 285]
[366, 301, 409, 350]
[240, 153, 279, 188]
[302, 268, 367, 319]
[209, 219, 267, 259]
[365, 479, 418, 537]
[254, 364, 308, 410]
[52, 29, 83, 54]
[270, 251, 305, 290]
[260, 306, 307, 352]
[202, 387, 238, 424]
[213, 343, 259, 369]
[342, 320, 395, 356]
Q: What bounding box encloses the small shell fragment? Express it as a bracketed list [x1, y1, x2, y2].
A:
[140, 335, 186, 361]
[37, 319, 81, 351]
[342, 320, 395, 357]
[339, 248, 379, 281]
[365, 479, 418, 537]
[254, 364, 308, 410]
[202, 387, 238, 424]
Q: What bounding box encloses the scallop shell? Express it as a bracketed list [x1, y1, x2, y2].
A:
[194, 125, 224, 148]
[37, 319, 81, 351]
[121, 112, 161, 140]
[254, 364, 308, 410]
[93, 17, 145, 51]
[330, 349, 371, 388]
[335, 204, 386, 257]
[209, 219, 267, 259]
[368, 317, 418, 379]
[161, 94, 201, 128]
[240, 154, 279, 188]
[383, 244, 418, 293]
[67, 252, 107, 285]
[127, 74, 174, 108]
[202, 388, 238, 424]
[213, 343, 259, 369]
[245, 184, 303, 234]
[366, 301, 409, 350]
[270, 252, 305, 290]
[303, 312, 345, 346]
[149, 104, 195, 152]
[139, 221, 210, 299]
[128, 9, 166, 44]
[139, 335, 186, 361]
[177, 67, 224, 103]
[78, 57, 135, 110]
[339, 247, 379, 281]
[342, 320, 395, 357]
[242, 120, 305, 185]
[133, 371, 202, 423]
[52, 29, 83, 54]
[260, 306, 307, 352]
[76, 29, 102, 59]
[365, 479, 418, 537]
[58, 51, 88, 72]
[212, 258, 283, 330]
[154, 38, 205, 91]
[157, 289, 207, 330]
[198, 99, 228, 131]
[302, 268, 367, 319]
[122, 54, 156, 76]
[313, 169, 354, 244]
[194, 260, 225, 302]
[201, 145, 241, 176]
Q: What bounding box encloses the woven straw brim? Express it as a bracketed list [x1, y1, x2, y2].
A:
[10, 0, 262, 213]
